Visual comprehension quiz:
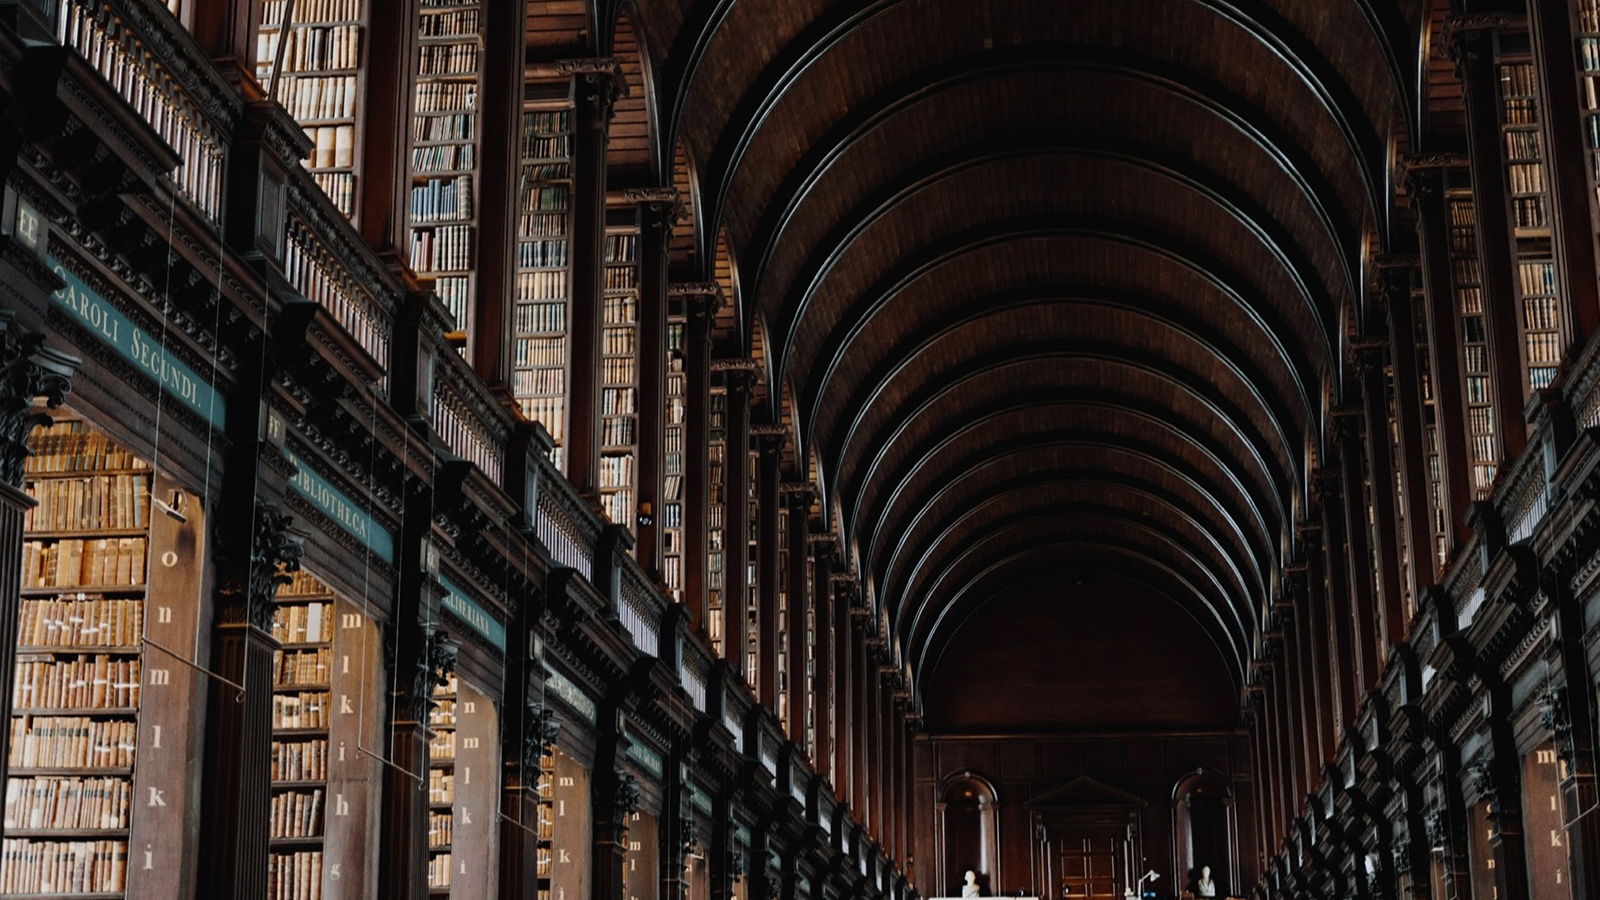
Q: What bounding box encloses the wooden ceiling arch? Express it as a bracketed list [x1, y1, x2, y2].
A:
[628, 0, 1416, 719]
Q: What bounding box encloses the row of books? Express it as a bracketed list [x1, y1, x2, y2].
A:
[523, 110, 570, 135]
[415, 81, 477, 114]
[14, 657, 142, 711]
[605, 266, 639, 292]
[280, 74, 359, 122]
[522, 183, 570, 213]
[518, 237, 568, 268]
[418, 43, 479, 76]
[603, 294, 638, 323]
[602, 357, 636, 385]
[410, 175, 475, 223]
[437, 276, 471, 329]
[4, 776, 131, 831]
[522, 134, 571, 161]
[602, 387, 637, 416]
[313, 171, 357, 216]
[430, 698, 457, 727]
[25, 425, 149, 474]
[21, 538, 147, 590]
[428, 851, 453, 888]
[599, 454, 635, 488]
[262, 0, 361, 25]
[267, 849, 325, 900]
[600, 418, 637, 449]
[411, 224, 474, 273]
[521, 161, 571, 182]
[1504, 130, 1542, 162]
[512, 367, 566, 397]
[413, 142, 476, 173]
[515, 336, 565, 368]
[604, 233, 638, 262]
[428, 731, 456, 761]
[415, 113, 474, 143]
[1581, 0, 1600, 35]
[515, 306, 567, 343]
[1507, 161, 1547, 196]
[419, 8, 479, 37]
[272, 737, 330, 783]
[517, 398, 566, 443]
[273, 692, 332, 730]
[428, 769, 455, 806]
[1512, 195, 1548, 230]
[307, 124, 356, 169]
[603, 328, 637, 358]
[516, 270, 569, 302]
[8, 717, 138, 769]
[270, 788, 325, 839]
[273, 601, 334, 645]
[0, 838, 127, 894]
[1518, 259, 1558, 299]
[274, 649, 332, 686]
[258, 25, 361, 73]
[19, 597, 144, 650]
[429, 811, 452, 848]
[519, 212, 568, 240]
[24, 475, 149, 533]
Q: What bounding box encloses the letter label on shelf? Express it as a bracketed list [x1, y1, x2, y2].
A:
[157, 605, 173, 623]
[149, 668, 171, 686]
[148, 787, 166, 807]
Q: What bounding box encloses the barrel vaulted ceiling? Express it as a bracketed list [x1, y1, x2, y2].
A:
[616, 0, 1422, 723]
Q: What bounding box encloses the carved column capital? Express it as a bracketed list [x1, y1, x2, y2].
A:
[0, 314, 77, 488]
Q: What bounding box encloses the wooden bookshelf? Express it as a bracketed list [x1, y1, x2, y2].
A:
[427, 673, 458, 895]
[776, 504, 789, 735]
[1495, 55, 1564, 393]
[662, 302, 687, 602]
[600, 218, 642, 534]
[268, 570, 333, 900]
[1578, 0, 1600, 229]
[707, 380, 727, 657]
[535, 747, 555, 900]
[513, 97, 575, 473]
[1446, 187, 1498, 498]
[409, 0, 485, 334]
[2, 422, 153, 897]
[745, 450, 759, 686]
[256, 0, 369, 219]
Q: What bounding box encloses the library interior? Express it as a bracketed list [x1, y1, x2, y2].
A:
[9, 0, 1600, 898]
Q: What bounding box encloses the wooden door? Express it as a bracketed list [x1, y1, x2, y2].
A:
[1059, 836, 1120, 898]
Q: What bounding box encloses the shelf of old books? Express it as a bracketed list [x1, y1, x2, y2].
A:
[409, 0, 484, 333]
[661, 303, 687, 602]
[2, 418, 202, 898]
[513, 95, 575, 473]
[535, 746, 554, 900]
[745, 450, 759, 687]
[544, 747, 588, 900]
[426, 670, 495, 897]
[1495, 52, 1564, 394]
[1445, 183, 1498, 499]
[600, 219, 641, 533]
[706, 378, 728, 658]
[255, 0, 369, 218]
[268, 567, 383, 900]
[1578, 0, 1600, 221]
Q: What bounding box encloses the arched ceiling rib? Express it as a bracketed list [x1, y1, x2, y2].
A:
[632, 0, 1409, 717]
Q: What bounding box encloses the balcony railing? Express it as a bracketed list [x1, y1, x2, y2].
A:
[283, 186, 395, 376]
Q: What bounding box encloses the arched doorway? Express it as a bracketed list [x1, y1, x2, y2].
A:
[1172, 769, 1237, 895]
[937, 772, 1000, 896]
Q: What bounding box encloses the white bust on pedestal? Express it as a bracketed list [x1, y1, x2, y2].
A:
[1196, 866, 1216, 898]
[961, 870, 981, 897]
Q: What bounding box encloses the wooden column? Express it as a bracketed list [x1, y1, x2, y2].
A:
[1333, 410, 1383, 688]
[593, 748, 638, 900]
[865, 654, 882, 841]
[1477, 750, 1532, 900]
[1269, 645, 1300, 831]
[565, 61, 622, 498]
[471, 0, 532, 387]
[723, 366, 753, 678]
[1275, 603, 1313, 800]
[834, 575, 855, 803]
[1315, 469, 1361, 726]
[1299, 526, 1336, 764]
[1407, 163, 1477, 548]
[1259, 668, 1285, 848]
[500, 664, 555, 899]
[811, 539, 835, 778]
[0, 316, 75, 788]
[1245, 696, 1271, 864]
[785, 485, 814, 748]
[1381, 267, 1442, 595]
[756, 429, 782, 708]
[191, 0, 269, 81]
[356, 0, 420, 254]
[1527, 0, 1600, 346]
[632, 190, 678, 575]
[1452, 24, 1530, 461]
[679, 286, 720, 633]
[1354, 340, 1409, 649]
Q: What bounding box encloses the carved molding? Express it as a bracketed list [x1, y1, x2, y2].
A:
[0, 316, 77, 488]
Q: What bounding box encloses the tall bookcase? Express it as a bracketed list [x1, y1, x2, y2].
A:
[269, 570, 334, 900]
[255, 0, 368, 219]
[409, 0, 485, 334]
[1446, 188, 1498, 497]
[427, 673, 458, 895]
[600, 219, 642, 533]
[1495, 56, 1564, 394]
[536, 746, 555, 900]
[707, 380, 727, 658]
[1577, 2, 1600, 251]
[4, 421, 150, 896]
[745, 452, 759, 685]
[662, 304, 687, 601]
[513, 96, 575, 472]
[776, 505, 789, 735]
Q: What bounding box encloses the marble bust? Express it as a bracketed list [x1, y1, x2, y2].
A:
[1196, 865, 1216, 897]
[962, 869, 980, 897]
